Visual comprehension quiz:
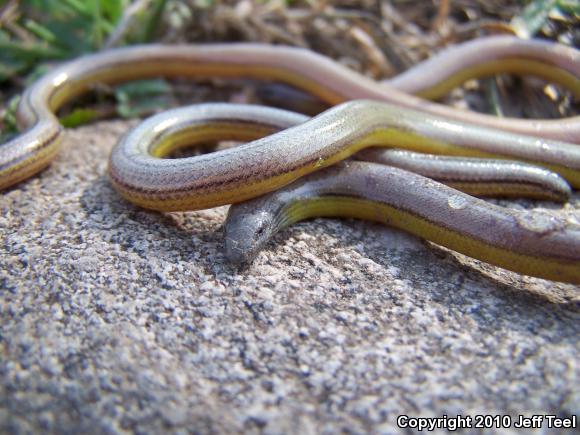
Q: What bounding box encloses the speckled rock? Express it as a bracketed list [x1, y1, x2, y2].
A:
[0, 121, 579, 434]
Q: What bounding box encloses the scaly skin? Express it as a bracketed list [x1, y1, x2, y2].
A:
[1, 36, 580, 190]
[109, 101, 579, 211]
[224, 162, 580, 283]
[2, 36, 580, 281]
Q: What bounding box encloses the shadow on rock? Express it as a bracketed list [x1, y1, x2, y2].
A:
[78, 176, 237, 275]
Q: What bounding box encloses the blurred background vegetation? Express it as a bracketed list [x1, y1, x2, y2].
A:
[0, 0, 166, 83]
[0, 0, 578, 136]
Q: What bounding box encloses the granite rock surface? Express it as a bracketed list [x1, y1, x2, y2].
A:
[1, 121, 579, 433]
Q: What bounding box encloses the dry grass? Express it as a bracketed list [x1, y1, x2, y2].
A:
[1, 0, 577, 129]
[147, 0, 577, 119]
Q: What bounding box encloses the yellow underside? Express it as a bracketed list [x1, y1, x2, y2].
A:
[149, 123, 280, 157]
[445, 181, 563, 201]
[8, 52, 575, 192]
[361, 129, 580, 189]
[50, 56, 580, 114]
[5, 49, 578, 284]
[118, 121, 580, 210]
[0, 136, 62, 190]
[283, 196, 580, 284]
[161, 123, 580, 192]
[50, 63, 348, 110]
[415, 59, 580, 100]
[40, 56, 580, 202]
